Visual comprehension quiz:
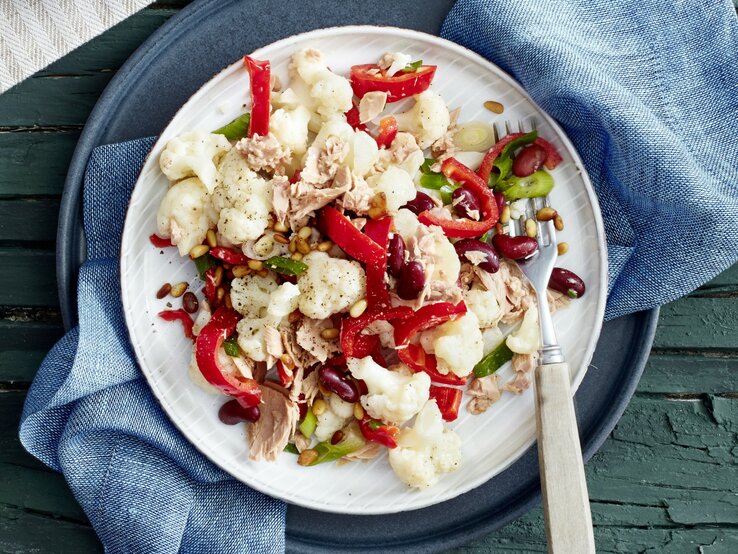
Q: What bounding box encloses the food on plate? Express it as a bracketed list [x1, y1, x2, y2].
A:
[152, 48, 584, 489]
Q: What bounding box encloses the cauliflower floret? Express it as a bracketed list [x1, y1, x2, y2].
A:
[394, 91, 451, 149]
[230, 274, 278, 318]
[315, 394, 355, 442]
[388, 400, 462, 489]
[348, 130, 380, 177]
[348, 357, 430, 424]
[297, 251, 366, 319]
[506, 306, 540, 354]
[290, 48, 353, 127]
[379, 51, 413, 77]
[269, 105, 311, 156]
[432, 312, 484, 378]
[267, 282, 301, 318]
[159, 131, 231, 192]
[366, 166, 417, 213]
[464, 288, 503, 328]
[236, 317, 269, 361]
[212, 149, 272, 244]
[156, 177, 212, 256]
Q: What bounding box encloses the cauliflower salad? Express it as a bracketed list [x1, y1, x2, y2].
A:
[152, 48, 586, 489]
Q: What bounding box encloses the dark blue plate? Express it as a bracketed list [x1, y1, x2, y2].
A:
[57, 0, 659, 551]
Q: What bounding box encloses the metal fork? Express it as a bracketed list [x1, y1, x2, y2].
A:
[497, 120, 595, 554]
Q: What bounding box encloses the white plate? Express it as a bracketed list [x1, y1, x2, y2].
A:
[121, 25, 607, 515]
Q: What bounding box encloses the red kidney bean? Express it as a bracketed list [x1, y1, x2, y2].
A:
[402, 191, 436, 215]
[512, 144, 547, 177]
[387, 234, 406, 277]
[492, 234, 538, 260]
[319, 365, 360, 403]
[396, 260, 425, 300]
[454, 239, 500, 273]
[330, 430, 344, 445]
[182, 291, 199, 314]
[218, 399, 260, 425]
[549, 267, 586, 299]
[494, 191, 506, 216]
[452, 187, 481, 220]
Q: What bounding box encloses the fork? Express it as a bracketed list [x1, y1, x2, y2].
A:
[497, 120, 596, 554]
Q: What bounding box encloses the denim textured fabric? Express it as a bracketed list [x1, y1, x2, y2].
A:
[19, 138, 286, 554]
[443, 0, 738, 319]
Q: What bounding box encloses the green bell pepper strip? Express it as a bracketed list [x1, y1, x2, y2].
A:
[298, 407, 317, 438]
[263, 256, 308, 276]
[308, 423, 366, 465]
[474, 341, 514, 378]
[492, 131, 538, 183]
[283, 443, 299, 455]
[213, 113, 251, 141]
[502, 170, 554, 201]
[439, 183, 459, 205]
[193, 253, 218, 280]
[223, 336, 240, 357]
[419, 172, 450, 190]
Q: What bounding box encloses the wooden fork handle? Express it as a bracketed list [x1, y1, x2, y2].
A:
[535, 362, 596, 554]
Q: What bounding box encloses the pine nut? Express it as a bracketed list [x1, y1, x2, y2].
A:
[297, 448, 318, 466]
[536, 207, 557, 221]
[189, 244, 209, 259]
[206, 229, 217, 248]
[557, 242, 569, 255]
[280, 353, 295, 369]
[349, 299, 368, 318]
[224, 293, 233, 309]
[170, 282, 188, 298]
[320, 328, 339, 340]
[484, 100, 504, 114]
[291, 252, 303, 261]
[257, 268, 269, 278]
[156, 283, 172, 299]
[213, 266, 224, 287]
[554, 214, 564, 231]
[273, 233, 289, 244]
[296, 237, 311, 255]
[525, 218, 537, 238]
[216, 287, 225, 303]
[499, 205, 511, 224]
[274, 221, 289, 233]
[232, 265, 250, 278]
[297, 226, 312, 240]
[182, 292, 198, 313]
[317, 240, 332, 252]
[312, 399, 327, 416]
[353, 403, 364, 420]
[288, 236, 298, 253]
[247, 260, 263, 271]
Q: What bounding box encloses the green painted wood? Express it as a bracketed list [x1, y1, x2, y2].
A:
[0, 199, 59, 243]
[694, 263, 738, 295]
[0, 131, 79, 197]
[639, 354, 738, 394]
[0, 350, 48, 384]
[654, 297, 738, 351]
[0, 249, 58, 306]
[0, 320, 64, 353]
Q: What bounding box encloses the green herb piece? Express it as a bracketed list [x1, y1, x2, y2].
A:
[502, 170, 554, 201]
[223, 336, 240, 357]
[420, 158, 436, 174]
[298, 407, 318, 439]
[401, 60, 423, 73]
[367, 420, 382, 431]
[419, 172, 450, 190]
[284, 443, 300, 455]
[308, 423, 366, 465]
[439, 183, 459, 205]
[492, 131, 538, 183]
[263, 256, 308, 276]
[213, 113, 251, 141]
[473, 341, 514, 378]
[193, 254, 218, 280]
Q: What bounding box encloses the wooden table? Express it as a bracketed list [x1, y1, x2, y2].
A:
[1, 3, 736, 552]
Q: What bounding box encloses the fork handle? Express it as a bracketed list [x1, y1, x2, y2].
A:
[535, 362, 596, 554]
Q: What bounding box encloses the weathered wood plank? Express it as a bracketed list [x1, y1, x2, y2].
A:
[0, 320, 64, 353]
[0, 199, 59, 243]
[0, 131, 79, 197]
[0, 249, 58, 306]
[654, 297, 738, 351]
[0, 350, 49, 384]
[639, 354, 738, 394]
[694, 263, 738, 295]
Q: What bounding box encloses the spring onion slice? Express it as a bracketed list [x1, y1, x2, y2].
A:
[213, 113, 251, 140]
[455, 121, 496, 152]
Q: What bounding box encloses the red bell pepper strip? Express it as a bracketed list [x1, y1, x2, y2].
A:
[345, 104, 367, 132]
[195, 307, 261, 408]
[358, 417, 400, 448]
[363, 216, 392, 309]
[375, 116, 398, 148]
[429, 385, 463, 422]
[393, 301, 467, 347]
[203, 267, 219, 307]
[318, 206, 384, 264]
[243, 56, 271, 137]
[158, 309, 195, 340]
[398, 344, 468, 386]
[534, 137, 563, 170]
[350, 64, 437, 103]
[418, 158, 499, 238]
[276, 360, 294, 387]
[478, 133, 562, 183]
[341, 306, 414, 359]
[209, 246, 250, 266]
[149, 234, 173, 248]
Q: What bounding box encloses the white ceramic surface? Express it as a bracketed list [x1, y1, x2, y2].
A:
[120, 26, 607, 515]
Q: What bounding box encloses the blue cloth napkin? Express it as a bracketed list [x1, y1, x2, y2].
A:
[443, 0, 738, 319]
[19, 138, 286, 554]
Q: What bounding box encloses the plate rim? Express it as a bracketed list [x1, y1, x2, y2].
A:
[120, 23, 608, 515]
